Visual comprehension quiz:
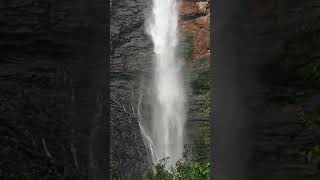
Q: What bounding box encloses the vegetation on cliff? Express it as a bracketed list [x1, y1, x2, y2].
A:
[133, 126, 210, 180]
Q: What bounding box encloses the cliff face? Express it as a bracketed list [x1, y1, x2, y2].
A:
[110, 0, 153, 178]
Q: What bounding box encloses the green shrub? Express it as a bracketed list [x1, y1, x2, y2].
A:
[192, 79, 210, 92]
[191, 127, 210, 163]
[191, 71, 210, 93]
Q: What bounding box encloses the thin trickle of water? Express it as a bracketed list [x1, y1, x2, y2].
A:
[137, 89, 157, 167]
[144, 0, 186, 166]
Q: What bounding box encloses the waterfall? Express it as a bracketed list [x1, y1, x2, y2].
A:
[145, 0, 186, 166]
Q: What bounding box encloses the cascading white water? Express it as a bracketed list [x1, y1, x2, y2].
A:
[146, 0, 186, 166]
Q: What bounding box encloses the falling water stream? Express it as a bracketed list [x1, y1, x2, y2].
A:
[142, 0, 186, 167]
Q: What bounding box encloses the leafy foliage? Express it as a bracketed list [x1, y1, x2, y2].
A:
[191, 71, 210, 93]
[190, 127, 210, 163]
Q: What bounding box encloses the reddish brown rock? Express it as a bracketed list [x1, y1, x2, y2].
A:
[179, 1, 210, 62]
[180, 2, 204, 17]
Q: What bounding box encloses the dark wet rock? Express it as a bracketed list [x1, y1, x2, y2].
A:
[110, 76, 152, 178]
[110, 0, 153, 178]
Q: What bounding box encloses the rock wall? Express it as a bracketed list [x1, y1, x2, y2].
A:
[110, 0, 153, 178]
